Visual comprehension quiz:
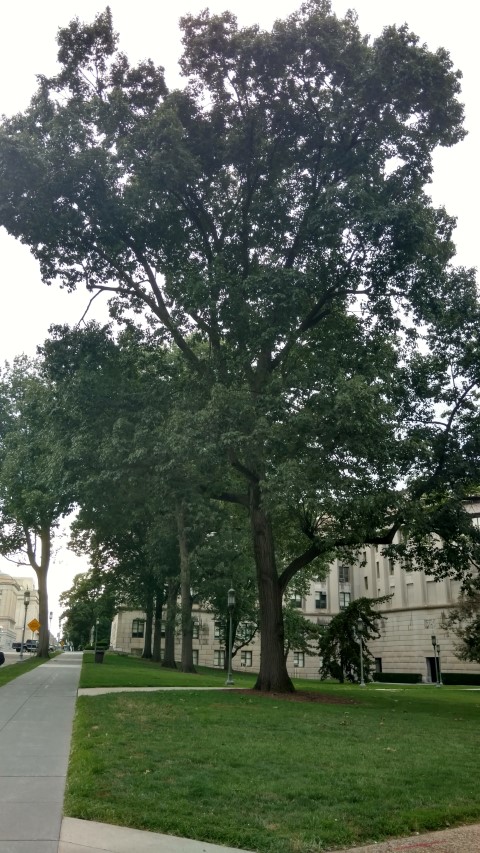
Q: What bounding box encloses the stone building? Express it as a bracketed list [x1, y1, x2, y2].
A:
[0, 573, 40, 652]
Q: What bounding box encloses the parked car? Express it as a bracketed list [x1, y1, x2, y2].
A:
[11, 642, 27, 652]
[25, 640, 38, 651]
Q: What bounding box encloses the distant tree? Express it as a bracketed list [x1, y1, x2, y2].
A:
[442, 579, 480, 663]
[0, 360, 73, 657]
[318, 596, 391, 683]
[59, 569, 116, 649]
[283, 602, 322, 662]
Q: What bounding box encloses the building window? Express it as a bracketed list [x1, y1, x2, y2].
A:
[375, 657, 382, 673]
[339, 592, 351, 610]
[389, 559, 395, 575]
[338, 565, 350, 584]
[192, 649, 199, 665]
[131, 619, 145, 638]
[241, 650, 252, 667]
[364, 576, 369, 590]
[214, 649, 225, 667]
[376, 561, 380, 578]
[214, 621, 225, 641]
[315, 591, 327, 609]
[291, 593, 302, 608]
[362, 550, 367, 564]
[192, 619, 200, 639]
[293, 651, 305, 668]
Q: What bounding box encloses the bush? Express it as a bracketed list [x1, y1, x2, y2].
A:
[441, 672, 480, 685]
[373, 672, 422, 683]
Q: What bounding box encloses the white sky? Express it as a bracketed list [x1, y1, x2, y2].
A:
[1, 0, 478, 634]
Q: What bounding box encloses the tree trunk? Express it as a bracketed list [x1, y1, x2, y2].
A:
[25, 526, 51, 658]
[152, 584, 164, 663]
[161, 578, 178, 669]
[250, 486, 294, 692]
[176, 502, 196, 673]
[142, 590, 154, 659]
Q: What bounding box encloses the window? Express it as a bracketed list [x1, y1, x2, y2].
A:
[291, 593, 303, 608]
[315, 591, 327, 609]
[192, 620, 200, 639]
[293, 651, 305, 668]
[214, 621, 225, 641]
[375, 657, 382, 673]
[237, 622, 255, 642]
[131, 619, 145, 638]
[389, 559, 395, 575]
[362, 550, 367, 564]
[339, 592, 351, 610]
[338, 565, 350, 584]
[241, 650, 252, 667]
[192, 649, 199, 665]
[376, 561, 380, 578]
[214, 650, 225, 667]
[364, 576, 369, 590]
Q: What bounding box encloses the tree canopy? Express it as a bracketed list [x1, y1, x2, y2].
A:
[1, 2, 480, 689]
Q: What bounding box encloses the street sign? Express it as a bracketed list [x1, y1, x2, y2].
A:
[28, 618, 40, 632]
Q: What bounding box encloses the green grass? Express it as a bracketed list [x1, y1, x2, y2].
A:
[80, 651, 257, 688]
[0, 655, 50, 685]
[65, 668, 480, 852]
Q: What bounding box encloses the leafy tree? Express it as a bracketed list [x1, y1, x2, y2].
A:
[441, 577, 480, 663]
[2, 3, 480, 691]
[283, 602, 322, 662]
[59, 569, 116, 649]
[0, 360, 73, 657]
[318, 596, 390, 683]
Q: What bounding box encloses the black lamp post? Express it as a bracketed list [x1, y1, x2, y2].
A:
[357, 618, 366, 687]
[431, 634, 441, 686]
[225, 588, 235, 686]
[436, 642, 443, 687]
[19, 589, 30, 661]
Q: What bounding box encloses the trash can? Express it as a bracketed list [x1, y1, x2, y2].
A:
[94, 650, 105, 663]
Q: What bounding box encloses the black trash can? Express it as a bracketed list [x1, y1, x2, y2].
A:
[94, 650, 105, 663]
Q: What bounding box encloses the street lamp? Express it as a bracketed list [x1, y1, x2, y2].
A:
[19, 589, 30, 661]
[436, 642, 443, 687]
[225, 587, 235, 686]
[431, 634, 441, 686]
[357, 618, 366, 687]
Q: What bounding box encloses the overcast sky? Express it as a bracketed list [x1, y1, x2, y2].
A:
[1, 1, 477, 634]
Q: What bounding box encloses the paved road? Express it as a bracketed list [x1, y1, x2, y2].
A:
[0, 651, 82, 853]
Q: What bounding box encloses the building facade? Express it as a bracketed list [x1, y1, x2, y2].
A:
[0, 573, 40, 652]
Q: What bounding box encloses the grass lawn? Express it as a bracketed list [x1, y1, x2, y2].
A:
[66, 660, 480, 852]
[80, 651, 257, 688]
[0, 655, 50, 686]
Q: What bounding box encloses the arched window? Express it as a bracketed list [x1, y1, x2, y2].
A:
[132, 619, 145, 638]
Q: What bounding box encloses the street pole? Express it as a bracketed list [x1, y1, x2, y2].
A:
[357, 618, 366, 687]
[225, 587, 235, 686]
[431, 634, 440, 686]
[19, 589, 30, 661]
[436, 642, 443, 687]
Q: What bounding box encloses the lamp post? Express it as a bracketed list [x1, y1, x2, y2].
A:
[19, 589, 30, 661]
[436, 642, 443, 687]
[225, 587, 235, 686]
[357, 618, 366, 687]
[431, 634, 438, 685]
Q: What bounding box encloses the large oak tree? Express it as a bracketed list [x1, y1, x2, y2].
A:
[1, 3, 480, 689]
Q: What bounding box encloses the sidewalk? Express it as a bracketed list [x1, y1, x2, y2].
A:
[0, 651, 82, 853]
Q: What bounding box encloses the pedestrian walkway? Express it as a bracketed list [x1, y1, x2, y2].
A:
[0, 651, 82, 853]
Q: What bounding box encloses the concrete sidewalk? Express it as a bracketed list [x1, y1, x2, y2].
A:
[0, 651, 82, 853]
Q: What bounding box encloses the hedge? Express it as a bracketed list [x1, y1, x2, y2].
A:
[441, 672, 480, 686]
[372, 672, 422, 684]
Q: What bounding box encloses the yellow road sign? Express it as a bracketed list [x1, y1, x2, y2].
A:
[28, 618, 40, 632]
